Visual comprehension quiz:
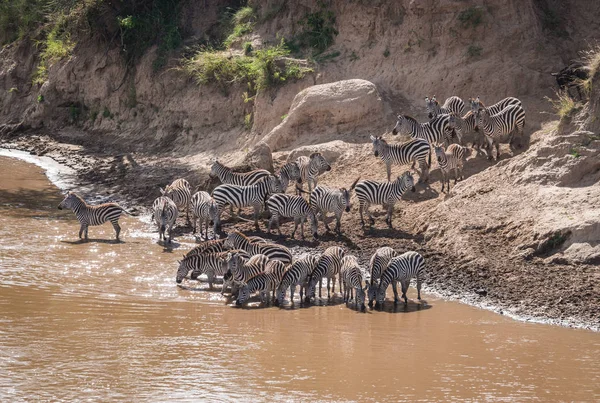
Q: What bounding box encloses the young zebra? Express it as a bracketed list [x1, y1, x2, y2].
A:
[235, 270, 281, 306]
[471, 98, 526, 160]
[224, 230, 293, 263]
[212, 175, 282, 230]
[392, 114, 453, 146]
[264, 259, 288, 302]
[340, 255, 368, 311]
[354, 171, 415, 228]
[309, 178, 359, 234]
[276, 254, 319, 306]
[306, 246, 346, 302]
[470, 96, 522, 115]
[160, 178, 191, 224]
[425, 95, 465, 119]
[367, 246, 398, 307]
[448, 112, 481, 147]
[370, 135, 431, 182]
[190, 191, 219, 240]
[57, 192, 128, 241]
[175, 251, 229, 289]
[295, 152, 332, 194]
[267, 193, 319, 240]
[152, 196, 179, 244]
[223, 252, 269, 296]
[435, 144, 470, 193]
[210, 159, 271, 186]
[276, 161, 302, 191]
[376, 251, 425, 308]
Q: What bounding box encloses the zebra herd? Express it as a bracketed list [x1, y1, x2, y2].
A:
[56, 94, 525, 309]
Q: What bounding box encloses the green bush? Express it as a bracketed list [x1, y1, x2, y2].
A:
[467, 45, 482, 57]
[458, 7, 483, 29]
[294, 1, 338, 55]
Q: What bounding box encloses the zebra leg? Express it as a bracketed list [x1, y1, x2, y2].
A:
[253, 205, 261, 231]
[207, 273, 215, 290]
[386, 204, 394, 228]
[494, 141, 500, 161]
[290, 284, 296, 305]
[392, 280, 399, 304]
[291, 218, 298, 239]
[401, 280, 409, 305]
[322, 209, 331, 232]
[327, 277, 331, 300]
[79, 224, 85, 239]
[299, 217, 306, 239]
[84, 225, 89, 240]
[112, 221, 121, 241]
[454, 167, 459, 185]
[417, 276, 422, 301]
[335, 212, 342, 234]
[319, 278, 322, 299]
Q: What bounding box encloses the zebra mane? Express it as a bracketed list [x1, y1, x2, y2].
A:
[214, 159, 229, 169]
[70, 192, 87, 205]
[230, 230, 249, 241]
[403, 115, 419, 124]
[309, 152, 323, 158]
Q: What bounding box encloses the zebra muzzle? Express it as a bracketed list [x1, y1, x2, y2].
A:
[428, 113, 433, 119]
[374, 151, 379, 157]
[392, 128, 398, 135]
[57, 205, 63, 210]
[411, 186, 416, 192]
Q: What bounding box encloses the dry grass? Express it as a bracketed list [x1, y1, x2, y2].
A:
[581, 44, 600, 95]
[545, 91, 582, 119]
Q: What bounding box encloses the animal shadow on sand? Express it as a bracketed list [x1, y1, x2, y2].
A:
[61, 238, 125, 245]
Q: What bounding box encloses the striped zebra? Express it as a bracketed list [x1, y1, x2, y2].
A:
[276, 161, 302, 191]
[235, 270, 281, 306]
[160, 178, 191, 223]
[152, 196, 178, 244]
[185, 239, 226, 257]
[295, 152, 332, 194]
[470, 96, 522, 115]
[175, 251, 229, 289]
[471, 98, 525, 160]
[265, 259, 288, 302]
[223, 252, 269, 296]
[425, 95, 465, 119]
[340, 255, 368, 311]
[354, 171, 415, 228]
[309, 178, 359, 234]
[190, 191, 219, 240]
[210, 159, 271, 186]
[224, 230, 293, 263]
[58, 192, 128, 241]
[267, 193, 318, 240]
[448, 112, 481, 147]
[212, 175, 282, 230]
[367, 246, 398, 307]
[392, 114, 453, 146]
[276, 255, 318, 306]
[376, 251, 425, 307]
[370, 135, 431, 182]
[306, 246, 345, 302]
[435, 144, 471, 192]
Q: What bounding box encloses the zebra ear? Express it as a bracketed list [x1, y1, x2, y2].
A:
[369, 135, 376, 141]
[350, 176, 361, 190]
[160, 187, 165, 195]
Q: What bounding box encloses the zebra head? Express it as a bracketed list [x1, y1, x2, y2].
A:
[434, 145, 446, 164]
[58, 192, 80, 210]
[391, 115, 412, 136]
[356, 287, 366, 312]
[469, 97, 482, 114]
[236, 285, 251, 306]
[209, 159, 223, 179]
[224, 231, 239, 249]
[280, 161, 301, 184]
[370, 135, 385, 157]
[310, 152, 331, 172]
[227, 251, 245, 273]
[176, 258, 190, 284]
[398, 171, 416, 192]
[425, 95, 440, 119]
[341, 177, 359, 213]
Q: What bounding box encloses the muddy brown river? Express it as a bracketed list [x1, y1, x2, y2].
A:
[1, 152, 599, 401]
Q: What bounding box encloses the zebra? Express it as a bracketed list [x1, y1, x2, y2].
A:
[470, 96, 522, 116]
[425, 95, 465, 119]
[267, 193, 319, 240]
[295, 152, 332, 194]
[152, 196, 178, 244]
[190, 191, 219, 240]
[212, 175, 282, 230]
[276, 255, 318, 306]
[391, 114, 453, 146]
[448, 112, 481, 147]
[309, 178, 359, 234]
[57, 192, 128, 241]
[175, 251, 229, 289]
[471, 98, 525, 160]
[370, 135, 431, 183]
[224, 230, 293, 263]
[160, 178, 191, 224]
[185, 239, 226, 257]
[236, 270, 281, 306]
[276, 161, 302, 191]
[354, 171, 415, 228]
[435, 144, 471, 192]
[210, 159, 271, 186]
[223, 252, 269, 296]
[306, 246, 345, 302]
[376, 251, 425, 308]
[340, 255, 368, 311]
[367, 246, 398, 307]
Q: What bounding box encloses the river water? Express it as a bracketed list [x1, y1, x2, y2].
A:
[0, 153, 599, 402]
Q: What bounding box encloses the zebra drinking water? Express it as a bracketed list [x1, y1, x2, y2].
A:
[370, 135, 431, 183]
[376, 251, 425, 308]
[267, 193, 319, 240]
[367, 246, 398, 307]
[276, 255, 319, 306]
[425, 95, 465, 119]
[160, 178, 191, 224]
[309, 178, 359, 234]
[354, 171, 415, 228]
[235, 269, 282, 306]
[224, 230, 293, 263]
[152, 196, 179, 244]
[190, 191, 219, 240]
[223, 252, 269, 296]
[175, 251, 229, 289]
[340, 255, 368, 311]
[295, 152, 332, 194]
[306, 246, 345, 302]
[57, 192, 128, 241]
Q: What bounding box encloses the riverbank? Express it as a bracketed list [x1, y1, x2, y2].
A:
[2, 130, 598, 331]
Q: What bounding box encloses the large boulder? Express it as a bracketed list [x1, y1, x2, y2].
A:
[261, 79, 388, 151]
[235, 142, 274, 172]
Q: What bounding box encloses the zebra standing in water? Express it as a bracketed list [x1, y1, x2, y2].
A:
[276, 255, 318, 306]
[309, 178, 359, 234]
[370, 135, 431, 182]
[354, 171, 415, 228]
[223, 252, 269, 296]
[190, 191, 219, 240]
[160, 178, 191, 223]
[340, 255, 368, 311]
[152, 196, 179, 244]
[392, 114, 453, 146]
[425, 95, 465, 119]
[175, 252, 229, 289]
[267, 193, 319, 240]
[295, 152, 332, 194]
[376, 251, 425, 308]
[434, 144, 471, 193]
[212, 175, 281, 230]
[306, 246, 346, 302]
[275, 161, 302, 191]
[236, 265, 284, 306]
[471, 98, 525, 161]
[58, 192, 128, 241]
[224, 230, 293, 263]
[367, 246, 398, 307]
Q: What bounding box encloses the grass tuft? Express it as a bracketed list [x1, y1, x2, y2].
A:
[545, 91, 582, 119]
[580, 45, 600, 95]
